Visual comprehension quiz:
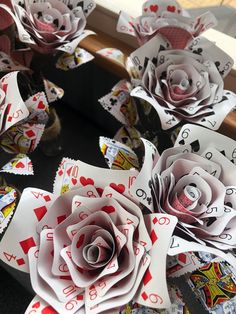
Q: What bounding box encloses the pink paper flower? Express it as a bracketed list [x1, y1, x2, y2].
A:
[117, 0, 217, 48]
[7, 0, 96, 54]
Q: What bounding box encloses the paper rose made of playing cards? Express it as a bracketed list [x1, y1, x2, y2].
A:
[131, 124, 236, 269]
[0, 71, 49, 154]
[0, 0, 96, 55]
[0, 157, 178, 313]
[117, 0, 217, 48]
[129, 34, 236, 131]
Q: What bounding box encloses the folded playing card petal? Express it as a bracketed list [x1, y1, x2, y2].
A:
[0, 71, 49, 154]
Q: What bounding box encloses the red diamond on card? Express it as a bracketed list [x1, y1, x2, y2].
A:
[20, 237, 36, 254]
[42, 306, 57, 314]
[143, 269, 152, 285]
[7, 116, 12, 122]
[141, 291, 148, 301]
[34, 206, 47, 221]
[16, 258, 25, 266]
[152, 217, 158, 224]
[25, 130, 35, 138]
[44, 195, 51, 202]
[57, 215, 66, 224]
[150, 230, 158, 244]
[58, 169, 63, 176]
[77, 295, 83, 301]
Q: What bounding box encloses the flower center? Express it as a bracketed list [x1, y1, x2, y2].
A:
[43, 14, 54, 24]
[171, 185, 201, 211]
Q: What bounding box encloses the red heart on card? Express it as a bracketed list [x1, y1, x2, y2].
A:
[80, 176, 94, 186]
[37, 100, 45, 109]
[15, 162, 25, 169]
[150, 4, 158, 12]
[101, 206, 116, 214]
[110, 183, 125, 194]
[71, 178, 77, 185]
[96, 187, 104, 196]
[32, 301, 40, 309]
[167, 5, 176, 12]
[33, 96, 37, 101]
[144, 7, 148, 12]
[42, 306, 57, 314]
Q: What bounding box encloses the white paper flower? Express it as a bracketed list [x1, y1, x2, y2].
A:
[130, 40, 236, 130]
[133, 124, 236, 253]
[7, 0, 96, 54]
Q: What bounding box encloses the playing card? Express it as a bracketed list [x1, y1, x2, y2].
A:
[25, 295, 58, 314]
[188, 261, 236, 311]
[86, 253, 151, 314]
[168, 236, 236, 269]
[0, 154, 33, 175]
[134, 214, 178, 308]
[53, 157, 138, 198]
[0, 188, 56, 272]
[175, 124, 236, 164]
[0, 71, 29, 135]
[57, 30, 95, 54]
[188, 36, 233, 78]
[0, 3, 35, 45]
[0, 122, 45, 154]
[116, 11, 136, 37]
[0, 51, 29, 72]
[201, 147, 236, 186]
[56, 47, 94, 71]
[97, 48, 125, 66]
[0, 186, 16, 234]
[28, 246, 84, 314]
[167, 252, 203, 277]
[99, 136, 139, 170]
[130, 138, 159, 212]
[130, 34, 169, 74]
[102, 186, 152, 251]
[130, 86, 180, 130]
[43, 79, 64, 104]
[37, 229, 82, 302]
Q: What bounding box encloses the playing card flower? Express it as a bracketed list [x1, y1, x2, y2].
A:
[117, 0, 217, 48]
[0, 71, 49, 153]
[132, 124, 236, 258]
[2, 0, 96, 54]
[130, 36, 236, 131]
[0, 157, 178, 313]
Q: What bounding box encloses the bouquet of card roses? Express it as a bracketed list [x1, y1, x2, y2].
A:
[1, 124, 236, 313]
[100, 0, 236, 151]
